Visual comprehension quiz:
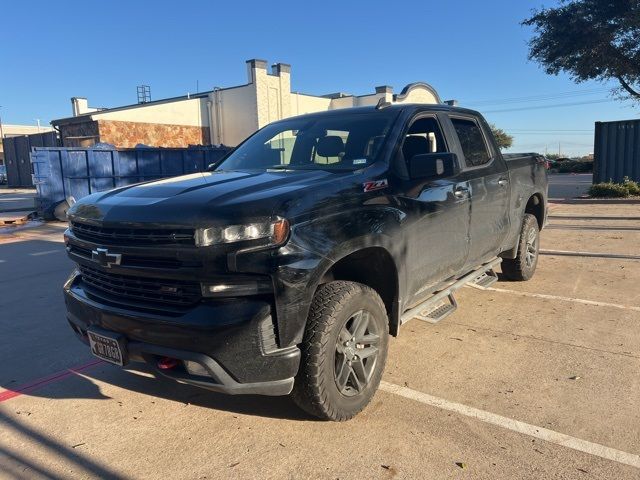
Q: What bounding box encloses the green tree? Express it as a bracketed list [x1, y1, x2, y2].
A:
[490, 124, 514, 150]
[523, 0, 640, 102]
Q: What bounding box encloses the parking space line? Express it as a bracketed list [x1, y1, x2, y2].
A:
[0, 359, 104, 403]
[380, 381, 640, 469]
[539, 249, 640, 260]
[546, 224, 640, 231]
[3, 361, 639, 469]
[472, 286, 640, 312]
[549, 215, 640, 221]
[29, 249, 62, 257]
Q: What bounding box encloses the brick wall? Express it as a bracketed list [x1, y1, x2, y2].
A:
[58, 120, 210, 148]
[97, 120, 210, 148]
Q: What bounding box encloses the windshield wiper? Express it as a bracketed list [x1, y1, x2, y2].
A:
[266, 165, 321, 171]
[267, 164, 355, 172]
[267, 165, 298, 170]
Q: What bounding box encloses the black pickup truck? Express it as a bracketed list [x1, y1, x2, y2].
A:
[63, 103, 547, 421]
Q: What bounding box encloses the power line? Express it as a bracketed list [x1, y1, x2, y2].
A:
[557, 141, 594, 146]
[463, 88, 610, 106]
[504, 128, 595, 136]
[483, 98, 614, 113]
[506, 129, 593, 132]
[506, 132, 593, 135]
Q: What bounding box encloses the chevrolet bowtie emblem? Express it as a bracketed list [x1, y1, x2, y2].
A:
[91, 248, 122, 268]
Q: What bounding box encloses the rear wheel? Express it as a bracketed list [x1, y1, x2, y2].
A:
[292, 281, 389, 421]
[502, 213, 539, 281]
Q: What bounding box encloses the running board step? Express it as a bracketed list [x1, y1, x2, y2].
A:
[400, 258, 502, 326]
[414, 294, 457, 324]
[469, 269, 498, 289]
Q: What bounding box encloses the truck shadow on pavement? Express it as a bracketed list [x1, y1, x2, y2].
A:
[3, 362, 316, 422]
[96, 364, 316, 421]
[1, 365, 315, 477]
[0, 411, 128, 480]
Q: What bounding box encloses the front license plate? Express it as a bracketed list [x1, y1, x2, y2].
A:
[87, 329, 127, 366]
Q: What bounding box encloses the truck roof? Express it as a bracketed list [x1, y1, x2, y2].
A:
[274, 103, 483, 124]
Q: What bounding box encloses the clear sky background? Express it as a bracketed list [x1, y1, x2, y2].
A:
[1, 0, 638, 156]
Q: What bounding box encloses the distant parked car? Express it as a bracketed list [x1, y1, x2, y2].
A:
[0, 165, 7, 184]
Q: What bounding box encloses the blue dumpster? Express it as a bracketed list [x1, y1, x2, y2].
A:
[31, 145, 231, 218]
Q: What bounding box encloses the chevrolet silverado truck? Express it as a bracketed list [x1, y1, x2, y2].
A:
[63, 103, 547, 421]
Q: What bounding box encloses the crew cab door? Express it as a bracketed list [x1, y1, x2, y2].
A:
[394, 114, 471, 301]
[445, 115, 510, 267]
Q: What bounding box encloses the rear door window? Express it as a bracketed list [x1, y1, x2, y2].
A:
[450, 118, 491, 167]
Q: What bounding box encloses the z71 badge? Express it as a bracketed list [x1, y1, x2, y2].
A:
[363, 179, 389, 192]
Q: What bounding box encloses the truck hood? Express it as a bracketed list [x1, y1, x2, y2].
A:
[68, 169, 357, 227]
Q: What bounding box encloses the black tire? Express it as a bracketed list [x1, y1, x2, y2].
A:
[502, 213, 540, 281]
[292, 281, 389, 421]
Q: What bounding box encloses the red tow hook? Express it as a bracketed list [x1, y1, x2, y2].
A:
[157, 357, 179, 370]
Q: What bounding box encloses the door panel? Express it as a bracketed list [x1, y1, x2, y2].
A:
[461, 163, 509, 265]
[398, 177, 470, 301]
[446, 116, 510, 267]
[395, 113, 471, 305]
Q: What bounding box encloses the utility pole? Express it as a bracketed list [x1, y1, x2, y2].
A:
[0, 106, 4, 141]
[35, 118, 41, 133]
[558, 141, 561, 157]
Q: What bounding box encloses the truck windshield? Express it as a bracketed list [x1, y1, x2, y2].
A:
[215, 110, 399, 172]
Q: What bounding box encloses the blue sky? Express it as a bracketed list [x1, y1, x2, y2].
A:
[1, 0, 638, 156]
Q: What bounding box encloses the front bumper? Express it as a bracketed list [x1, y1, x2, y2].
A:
[64, 272, 300, 396]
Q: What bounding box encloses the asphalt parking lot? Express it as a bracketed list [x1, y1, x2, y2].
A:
[547, 173, 592, 200]
[1, 200, 639, 479]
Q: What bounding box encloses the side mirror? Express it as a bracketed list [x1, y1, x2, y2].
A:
[408, 152, 458, 180]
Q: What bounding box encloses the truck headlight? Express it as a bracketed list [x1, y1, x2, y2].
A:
[195, 218, 289, 247]
[201, 278, 273, 297]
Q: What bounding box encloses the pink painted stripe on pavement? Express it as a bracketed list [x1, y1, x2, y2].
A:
[0, 359, 104, 403]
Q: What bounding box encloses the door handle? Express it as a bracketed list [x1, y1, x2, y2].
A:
[498, 178, 509, 187]
[453, 186, 469, 199]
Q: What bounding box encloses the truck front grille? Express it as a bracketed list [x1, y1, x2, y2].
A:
[68, 244, 201, 270]
[79, 265, 201, 309]
[71, 221, 195, 246]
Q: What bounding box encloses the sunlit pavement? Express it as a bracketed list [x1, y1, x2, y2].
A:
[1, 203, 639, 479]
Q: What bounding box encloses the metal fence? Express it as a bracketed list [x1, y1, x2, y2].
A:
[3, 132, 60, 187]
[31, 145, 231, 216]
[593, 119, 640, 183]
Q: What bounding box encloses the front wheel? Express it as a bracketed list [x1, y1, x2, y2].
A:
[502, 213, 540, 281]
[292, 281, 389, 421]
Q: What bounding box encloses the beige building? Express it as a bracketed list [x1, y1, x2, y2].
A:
[52, 59, 443, 148]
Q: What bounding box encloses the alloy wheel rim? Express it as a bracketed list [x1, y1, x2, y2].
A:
[334, 310, 380, 397]
[525, 228, 538, 268]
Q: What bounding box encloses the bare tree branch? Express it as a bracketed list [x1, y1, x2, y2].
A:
[616, 76, 640, 100]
